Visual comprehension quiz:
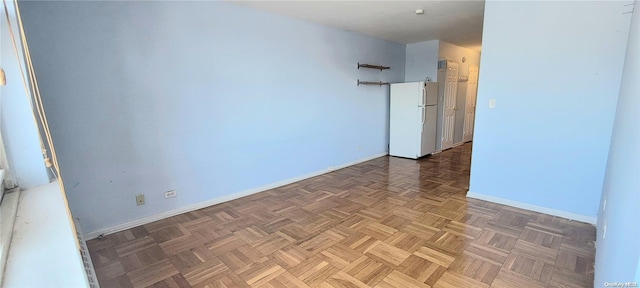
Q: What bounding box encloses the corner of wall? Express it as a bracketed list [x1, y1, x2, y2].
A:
[594, 0, 639, 283]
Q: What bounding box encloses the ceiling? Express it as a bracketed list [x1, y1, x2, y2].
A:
[230, 1, 485, 51]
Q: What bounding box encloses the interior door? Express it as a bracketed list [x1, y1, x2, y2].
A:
[454, 81, 467, 144]
[463, 66, 479, 142]
[442, 61, 458, 149]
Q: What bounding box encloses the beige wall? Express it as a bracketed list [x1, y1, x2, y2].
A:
[438, 41, 481, 79]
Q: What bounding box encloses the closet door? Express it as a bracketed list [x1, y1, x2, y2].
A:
[442, 61, 458, 149]
[463, 66, 479, 142]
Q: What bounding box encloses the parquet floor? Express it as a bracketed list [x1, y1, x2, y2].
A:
[88, 143, 596, 287]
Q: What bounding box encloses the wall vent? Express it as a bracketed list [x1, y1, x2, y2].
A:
[74, 218, 100, 288]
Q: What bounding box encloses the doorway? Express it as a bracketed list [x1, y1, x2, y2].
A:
[437, 60, 479, 151]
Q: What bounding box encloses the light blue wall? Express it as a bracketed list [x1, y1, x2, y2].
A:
[0, 2, 49, 188]
[469, 1, 631, 218]
[595, 1, 639, 285]
[404, 40, 439, 82]
[19, 1, 405, 234]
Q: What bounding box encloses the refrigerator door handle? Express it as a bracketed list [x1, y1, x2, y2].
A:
[422, 88, 427, 106]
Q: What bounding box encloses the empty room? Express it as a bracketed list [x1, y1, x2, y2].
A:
[0, 0, 637, 287]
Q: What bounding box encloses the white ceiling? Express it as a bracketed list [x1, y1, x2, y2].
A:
[230, 1, 485, 51]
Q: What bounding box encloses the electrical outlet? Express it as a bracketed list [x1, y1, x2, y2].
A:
[136, 194, 145, 206]
[164, 190, 177, 199]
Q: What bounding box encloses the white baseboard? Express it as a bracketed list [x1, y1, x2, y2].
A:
[84, 152, 389, 240]
[466, 191, 597, 225]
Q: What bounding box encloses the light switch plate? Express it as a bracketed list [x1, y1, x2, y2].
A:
[489, 99, 496, 109]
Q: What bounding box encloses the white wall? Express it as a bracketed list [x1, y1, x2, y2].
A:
[0, 1, 49, 188]
[595, 0, 639, 284]
[404, 40, 439, 82]
[469, 1, 631, 220]
[19, 1, 406, 235]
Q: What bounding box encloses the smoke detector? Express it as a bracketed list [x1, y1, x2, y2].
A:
[415, 9, 424, 15]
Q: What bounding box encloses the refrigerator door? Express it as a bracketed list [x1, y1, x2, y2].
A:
[418, 106, 426, 157]
[390, 82, 423, 159]
[420, 81, 426, 107]
[425, 82, 439, 106]
[420, 105, 438, 156]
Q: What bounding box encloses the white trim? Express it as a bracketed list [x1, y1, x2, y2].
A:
[466, 191, 597, 225]
[84, 152, 389, 240]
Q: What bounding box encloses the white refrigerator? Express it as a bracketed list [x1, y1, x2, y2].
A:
[389, 81, 439, 159]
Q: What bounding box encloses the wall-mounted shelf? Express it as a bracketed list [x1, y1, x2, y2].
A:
[357, 62, 389, 87]
[357, 80, 389, 86]
[358, 62, 390, 71]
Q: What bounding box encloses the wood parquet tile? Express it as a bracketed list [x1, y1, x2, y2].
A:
[88, 143, 597, 287]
